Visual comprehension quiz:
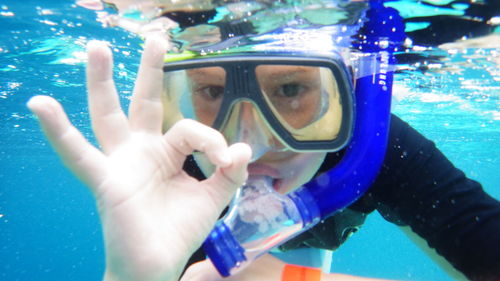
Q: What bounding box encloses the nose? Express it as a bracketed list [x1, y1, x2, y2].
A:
[238, 102, 261, 141]
[220, 101, 276, 162]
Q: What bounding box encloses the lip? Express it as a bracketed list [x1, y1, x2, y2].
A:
[247, 163, 288, 193]
[247, 163, 281, 178]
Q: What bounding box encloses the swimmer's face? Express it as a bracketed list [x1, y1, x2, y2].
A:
[183, 65, 327, 194]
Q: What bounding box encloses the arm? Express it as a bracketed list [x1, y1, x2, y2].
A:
[28, 37, 251, 281]
[367, 115, 500, 281]
[182, 254, 397, 281]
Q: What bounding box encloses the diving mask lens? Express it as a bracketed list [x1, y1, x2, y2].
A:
[162, 55, 354, 152]
[255, 65, 343, 142]
[163, 66, 227, 127]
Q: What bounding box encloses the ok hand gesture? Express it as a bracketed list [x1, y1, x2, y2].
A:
[28, 37, 251, 281]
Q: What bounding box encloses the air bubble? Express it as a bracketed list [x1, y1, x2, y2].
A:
[378, 40, 389, 49]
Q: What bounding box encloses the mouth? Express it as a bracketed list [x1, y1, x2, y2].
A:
[247, 163, 285, 193]
[272, 178, 285, 193]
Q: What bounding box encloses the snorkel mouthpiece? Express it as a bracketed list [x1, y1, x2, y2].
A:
[203, 176, 321, 276]
[203, 0, 406, 276]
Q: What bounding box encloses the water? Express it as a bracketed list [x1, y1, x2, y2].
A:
[0, 0, 498, 280]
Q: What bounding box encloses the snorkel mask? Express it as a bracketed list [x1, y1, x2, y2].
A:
[162, 52, 354, 160]
[81, 0, 405, 276]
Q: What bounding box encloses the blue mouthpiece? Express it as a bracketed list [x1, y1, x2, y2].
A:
[203, 221, 246, 277]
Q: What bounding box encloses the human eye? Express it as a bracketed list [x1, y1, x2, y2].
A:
[276, 83, 307, 98]
[266, 80, 321, 116]
[193, 85, 225, 101]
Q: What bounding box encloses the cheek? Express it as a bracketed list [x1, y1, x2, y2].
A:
[192, 97, 220, 127]
[281, 152, 326, 193]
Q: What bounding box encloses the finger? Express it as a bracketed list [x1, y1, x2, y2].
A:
[203, 142, 251, 208]
[128, 36, 168, 133]
[27, 95, 108, 192]
[163, 119, 233, 168]
[86, 40, 130, 153]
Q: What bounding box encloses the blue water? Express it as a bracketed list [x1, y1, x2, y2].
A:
[0, 1, 498, 281]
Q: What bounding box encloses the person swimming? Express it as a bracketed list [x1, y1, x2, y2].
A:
[28, 0, 500, 280]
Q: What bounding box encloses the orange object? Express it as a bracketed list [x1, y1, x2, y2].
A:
[281, 264, 321, 281]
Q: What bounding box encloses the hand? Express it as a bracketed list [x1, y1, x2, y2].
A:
[181, 254, 286, 281]
[28, 37, 251, 281]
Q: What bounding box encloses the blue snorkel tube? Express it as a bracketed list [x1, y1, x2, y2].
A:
[300, 0, 406, 218]
[203, 0, 406, 276]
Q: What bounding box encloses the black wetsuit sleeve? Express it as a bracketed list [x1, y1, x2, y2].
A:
[366, 115, 500, 281]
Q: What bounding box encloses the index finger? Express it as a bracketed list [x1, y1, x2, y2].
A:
[163, 119, 232, 168]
